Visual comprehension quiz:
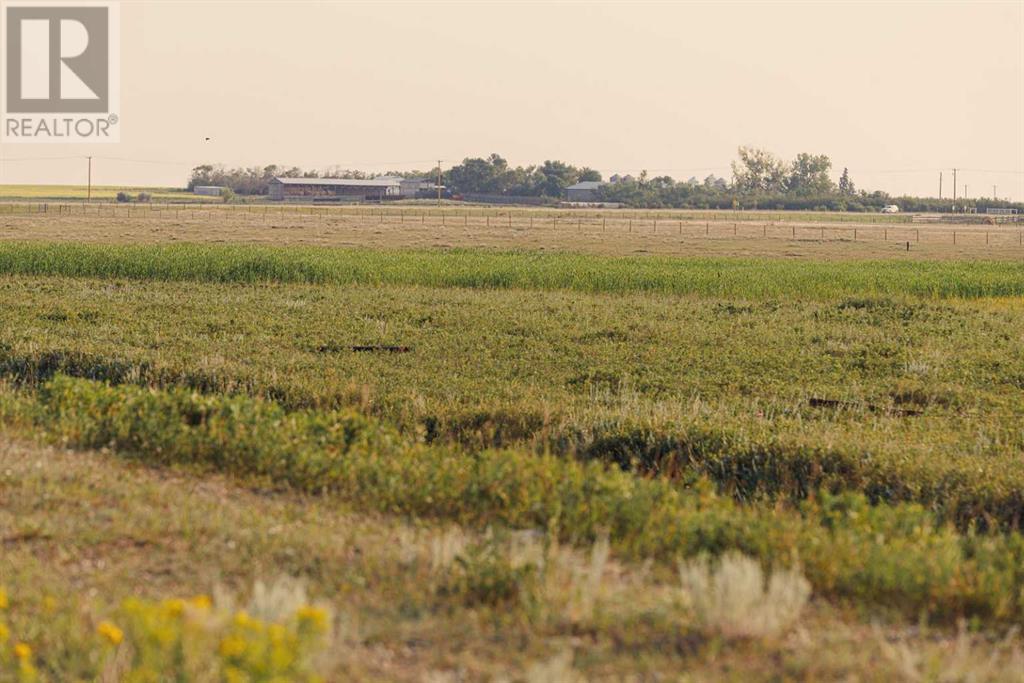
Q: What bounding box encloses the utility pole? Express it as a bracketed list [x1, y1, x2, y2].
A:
[939, 172, 942, 200]
[87, 156, 92, 202]
[952, 168, 957, 211]
[993, 185, 997, 200]
[436, 160, 442, 207]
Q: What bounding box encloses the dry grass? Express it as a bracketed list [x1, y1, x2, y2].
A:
[1, 204, 1022, 260]
[679, 553, 811, 640]
[4, 434, 1024, 681]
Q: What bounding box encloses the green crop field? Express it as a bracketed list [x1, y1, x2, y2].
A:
[2, 238, 1024, 680]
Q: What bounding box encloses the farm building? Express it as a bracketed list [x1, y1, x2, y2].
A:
[268, 177, 397, 201]
[193, 186, 224, 196]
[377, 176, 430, 198]
[267, 176, 426, 201]
[564, 181, 606, 202]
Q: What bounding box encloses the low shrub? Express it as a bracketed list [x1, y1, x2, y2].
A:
[438, 543, 540, 609]
[18, 376, 1024, 623]
[561, 419, 1024, 532]
[8, 347, 1024, 533]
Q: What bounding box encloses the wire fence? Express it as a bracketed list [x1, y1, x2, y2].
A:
[0, 201, 926, 222]
[2, 202, 1022, 248]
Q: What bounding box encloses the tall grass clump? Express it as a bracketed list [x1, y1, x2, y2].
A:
[1, 242, 1022, 299]
[679, 552, 810, 640]
[18, 375, 1024, 624]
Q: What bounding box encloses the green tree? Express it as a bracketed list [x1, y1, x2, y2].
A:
[731, 147, 789, 193]
[787, 153, 834, 195]
[536, 160, 579, 197]
[446, 154, 514, 194]
[838, 167, 855, 195]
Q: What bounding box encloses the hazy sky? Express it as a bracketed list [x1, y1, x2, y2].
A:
[1, 0, 1021, 199]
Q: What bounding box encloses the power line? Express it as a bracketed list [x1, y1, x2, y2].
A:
[0, 155, 86, 163]
[958, 168, 1024, 175]
[93, 156, 191, 166]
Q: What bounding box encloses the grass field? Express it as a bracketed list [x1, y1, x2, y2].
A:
[2, 220, 1024, 679]
[0, 185, 211, 202]
[0, 185, 919, 221]
[8, 439, 1023, 681]
[1, 203, 1023, 261]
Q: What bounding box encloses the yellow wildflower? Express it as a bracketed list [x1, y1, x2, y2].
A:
[13, 642, 32, 660]
[0, 587, 7, 610]
[233, 610, 250, 626]
[189, 595, 212, 611]
[296, 605, 329, 634]
[18, 658, 37, 680]
[270, 640, 295, 671]
[163, 598, 186, 617]
[219, 634, 246, 658]
[223, 666, 247, 683]
[267, 623, 287, 645]
[97, 621, 124, 646]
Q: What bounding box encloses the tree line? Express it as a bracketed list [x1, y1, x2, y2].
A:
[188, 150, 1023, 212]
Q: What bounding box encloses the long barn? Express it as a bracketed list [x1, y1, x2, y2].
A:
[268, 176, 422, 201]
